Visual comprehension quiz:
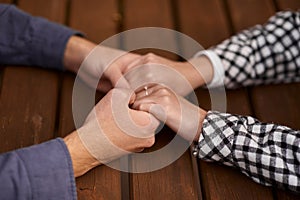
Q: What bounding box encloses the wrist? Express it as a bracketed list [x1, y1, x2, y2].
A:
[195, 108, 207, 142]
[63, 36, 96, 73]
[63, 131, 100, 177]
[174, 56, 213, 90]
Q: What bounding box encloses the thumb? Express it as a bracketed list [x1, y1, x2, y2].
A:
[129, 109, 160, 132]
[111, 88, 159, 138]
[138, 103, 167, 124]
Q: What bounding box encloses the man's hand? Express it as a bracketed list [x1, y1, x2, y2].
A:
[63, 36, 141, 92]
[64, 88, 159, 177]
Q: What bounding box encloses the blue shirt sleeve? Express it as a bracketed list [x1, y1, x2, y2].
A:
[0, 4, 81, 70]
[0, 138, 77, 200]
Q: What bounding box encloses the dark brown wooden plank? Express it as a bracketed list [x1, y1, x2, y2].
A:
[195, 88, 274, 199]
[69, 0, 119, 43]
[0, 67, 58, 153]
[250, 83, 300, 199]
[122, 0, 177, 59]
[123, 0, 173, 29]
[58, 73, 122, 200]
[18, 0, 68, 23]
[277, 191, 300, 200]
[276, 0, 300, 10]
[132, 153, 199, 200]
[199, 161, 273, 200]
[226, 0, 276, 32]
[0, 0, 13, 3]
[177, 0, 231, 48]
[130, 129, 199, 200]
[251, 83, 300, 129]
[195, 88, 252, 116]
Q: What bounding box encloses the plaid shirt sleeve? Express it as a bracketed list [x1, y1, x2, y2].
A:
[193, 111, 300, 192]
[210, 11, 300, 89]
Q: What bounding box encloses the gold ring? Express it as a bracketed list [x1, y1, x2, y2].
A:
[144, 86, 148, 96]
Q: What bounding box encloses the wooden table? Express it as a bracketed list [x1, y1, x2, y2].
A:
[0, 0, 300, 199]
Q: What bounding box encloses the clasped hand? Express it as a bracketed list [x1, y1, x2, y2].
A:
[65, 46, 207, 177]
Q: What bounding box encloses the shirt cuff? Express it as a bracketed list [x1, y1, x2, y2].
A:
[193, 111, 235, 166]
[193, 50, 225, 88]
[27, 16, 82, 70]
[16, 138, 77, 200]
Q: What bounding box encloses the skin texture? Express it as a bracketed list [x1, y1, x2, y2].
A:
[62, 36, 214, 177]
[63, 36, 141, 92]
[125, 53, 214, 95]
[133, 85, 207, 142]
[62, 37, 159, 177]
[64, 88, 158, 177]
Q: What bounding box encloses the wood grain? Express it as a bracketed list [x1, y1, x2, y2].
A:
[69, 0, 119, 43]
[276, 0, 300, 10]
[0, 67, 58, 153]
[130, 128, 199, 200]
[226, 0, 276, 32]
[132, 151, 199, 200]
[18, 0, 68, 23]
[0, 0, 13, 3]
[177, 0, 231, 49]
[251, 83, 300, 129]
[122, 0, 178, 59]
[123, 0, 173, 29]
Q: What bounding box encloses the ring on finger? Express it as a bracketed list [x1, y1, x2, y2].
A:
[144, 86, 149, 96]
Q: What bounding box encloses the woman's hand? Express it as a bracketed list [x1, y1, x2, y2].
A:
[132, 84, 207, 142]
[124, 53, 213, 96]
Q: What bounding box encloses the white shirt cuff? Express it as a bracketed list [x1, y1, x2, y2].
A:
[193, 50, 225, 88]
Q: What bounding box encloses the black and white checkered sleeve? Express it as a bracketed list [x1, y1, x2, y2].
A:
[210, 11, 300, 89]
[193, 111, 300, 192]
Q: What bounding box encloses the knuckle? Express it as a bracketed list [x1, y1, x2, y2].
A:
[146, 52, 155, 58]
[158, 88, 172, 97]
[138, 104, 145, 110]
[145, 53, 156, 62]
[160, 88, 170, 95]
[144, 136, 155, 147]
[161, 95, 170, 103]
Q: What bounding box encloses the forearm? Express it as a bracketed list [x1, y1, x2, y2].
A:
[179, 55, 214, 89]
[193, 111, 300, 192]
